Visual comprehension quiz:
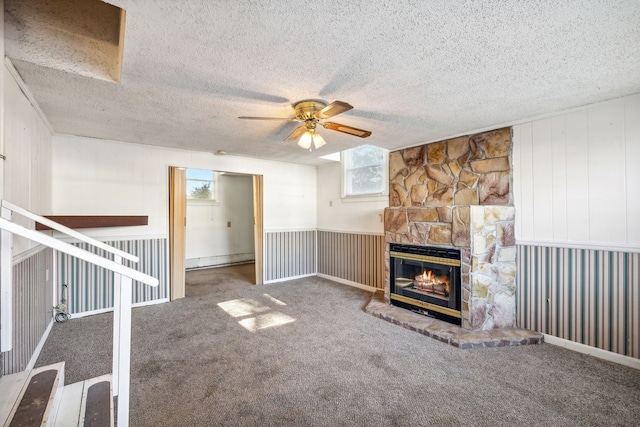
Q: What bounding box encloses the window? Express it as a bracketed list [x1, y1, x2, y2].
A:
[187, 169, 217, 201]
[342, 144, 388, 197]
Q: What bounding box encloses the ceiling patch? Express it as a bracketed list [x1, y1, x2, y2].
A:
[4, 0, 125, 82]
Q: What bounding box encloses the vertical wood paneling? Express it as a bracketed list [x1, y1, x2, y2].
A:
[514, 94, 640, 247]
[57, 238, 168, 314]
[317, 231, 385, 289]
[587, 101, 627, 244]
[2, 248, 51, 375]
[517, 244, 639, 359]
[626, 95, 640, 247]
[263, 231, 316, 282]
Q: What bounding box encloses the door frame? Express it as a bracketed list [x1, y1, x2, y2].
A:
[168, 168, 264, 298]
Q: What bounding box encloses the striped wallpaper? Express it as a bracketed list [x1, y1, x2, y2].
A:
[2, 248, 53, 375]
[317, 231, 385, 290]
[57, 238, 168, 314]
[264, 231, 316, 282]
[517, 244, 639, 359]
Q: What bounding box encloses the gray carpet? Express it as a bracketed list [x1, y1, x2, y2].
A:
[36, 275, 640, 426]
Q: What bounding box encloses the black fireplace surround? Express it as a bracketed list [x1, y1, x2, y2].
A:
[389, 243, 462, 325]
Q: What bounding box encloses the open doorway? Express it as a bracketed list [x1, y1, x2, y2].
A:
[168, 167, 263, 300]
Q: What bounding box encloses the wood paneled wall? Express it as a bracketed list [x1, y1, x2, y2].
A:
[317, 231, 385, 289]
[2, 248, 53, 375]
[264, 231, 316, 282]
[513, 94, 640, 248]
[517, 244, 639, 359]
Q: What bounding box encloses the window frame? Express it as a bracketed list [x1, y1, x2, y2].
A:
[341, 144, 389, 200]
[186, 169, 218, 203]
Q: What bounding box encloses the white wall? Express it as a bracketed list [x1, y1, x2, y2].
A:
[52, 135, 317, 239]
[513, 93, 640, 250]
[185, 173, 255, 268]
[316, 161, 387, 234]
[3, 63, 53, 256]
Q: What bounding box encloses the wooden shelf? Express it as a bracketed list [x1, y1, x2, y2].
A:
[36, 216, 148, 231]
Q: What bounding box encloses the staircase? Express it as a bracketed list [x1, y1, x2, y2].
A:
[0, 362, 113, 427]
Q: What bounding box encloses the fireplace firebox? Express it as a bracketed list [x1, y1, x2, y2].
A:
[389, 243, 461, 325]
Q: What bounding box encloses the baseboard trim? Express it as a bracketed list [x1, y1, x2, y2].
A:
[543, 334, 640, 370]
[70, 298, 170, 319]
[25, 319, 54, 371]
[263, 273, 316, 284]
[316, 273, 378, 293]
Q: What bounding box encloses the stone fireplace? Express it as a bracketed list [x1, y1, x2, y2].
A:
[383, 128, 517, 331]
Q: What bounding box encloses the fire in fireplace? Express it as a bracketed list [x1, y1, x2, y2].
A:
[389, 243, 461, 325]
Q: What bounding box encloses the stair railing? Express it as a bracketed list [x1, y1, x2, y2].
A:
[0, 199, 158, 427]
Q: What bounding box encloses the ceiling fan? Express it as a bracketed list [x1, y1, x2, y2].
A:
[238, 100, 372, 150]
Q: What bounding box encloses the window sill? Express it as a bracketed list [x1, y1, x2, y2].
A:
[341, 193, 388, 203]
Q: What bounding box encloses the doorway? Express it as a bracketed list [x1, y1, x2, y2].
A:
[168, 167, 264, 300]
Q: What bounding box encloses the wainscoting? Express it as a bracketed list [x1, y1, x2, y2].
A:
[317, 231, 385, 290]
[57, 238, 168, 314]
[264, 231, 316, 282]
[2, 248, 53, 375]
[517, 244, 639, 359]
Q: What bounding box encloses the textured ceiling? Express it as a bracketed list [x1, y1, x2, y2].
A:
[5, 0, 640, 166]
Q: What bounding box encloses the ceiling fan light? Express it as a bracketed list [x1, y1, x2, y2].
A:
[297, 131, 312, 149]
[312, 132, 326, 149]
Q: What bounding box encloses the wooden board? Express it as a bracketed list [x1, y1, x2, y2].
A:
[35, 216, 148, 231]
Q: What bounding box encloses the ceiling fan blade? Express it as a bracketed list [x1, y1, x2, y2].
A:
[315, 101, 353, 119]
[285, 125, 307, 141]
[238, 116, 296, 121]
[323, 122, 372, 138]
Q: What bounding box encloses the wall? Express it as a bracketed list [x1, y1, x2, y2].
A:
[1, 63, 54, 374]
[317, 162, 387, 234]
[316, 161, 387, 288]
[52, 135, 317, 238]
[513, 93, 640, 359]
[185, 173, 255, 268]
[513, 94, 640, 248]
[52, 135, 317, 307]
[3, 63, 53, 255]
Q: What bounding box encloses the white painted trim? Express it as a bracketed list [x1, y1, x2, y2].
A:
[69, 298, 170, 319]
[316, 229, 385, 236]
[4, 58, 55, 135]
[263, 228, 317, 233]
[25, 319, 54, 371]
[12, 244, 48, 265]
[516, 240, 640, 254]
[543, 334, 640, 370]
[52, 233, 167, 244]
[263, 273, 316, 284]
[317, 273, 377, 293]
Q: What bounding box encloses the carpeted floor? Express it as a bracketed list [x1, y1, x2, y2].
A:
[36, 273, 640, 426]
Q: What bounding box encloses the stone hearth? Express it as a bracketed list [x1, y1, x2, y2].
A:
[383, 127, 521, 332]
[366, 291, 543, 349]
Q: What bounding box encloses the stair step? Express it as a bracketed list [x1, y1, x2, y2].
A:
[0, 371, 31, 426]
[1, 362, 64, 427]
[53, 375, 113, 427]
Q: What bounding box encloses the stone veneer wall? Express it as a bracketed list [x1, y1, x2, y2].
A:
[384, 127, 516, 331]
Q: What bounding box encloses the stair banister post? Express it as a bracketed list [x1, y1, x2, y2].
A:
[0, 206, 13, 352]
[115, 274, 132, 427]
[112, 255, 123, 395]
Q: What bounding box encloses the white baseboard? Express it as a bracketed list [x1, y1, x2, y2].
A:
[264, 273, 316, 284]
[25, 319, 54, 371]
[316, 273, 378, 293]
[544, 334, 640, 370]
[70, 298, 169, 319]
